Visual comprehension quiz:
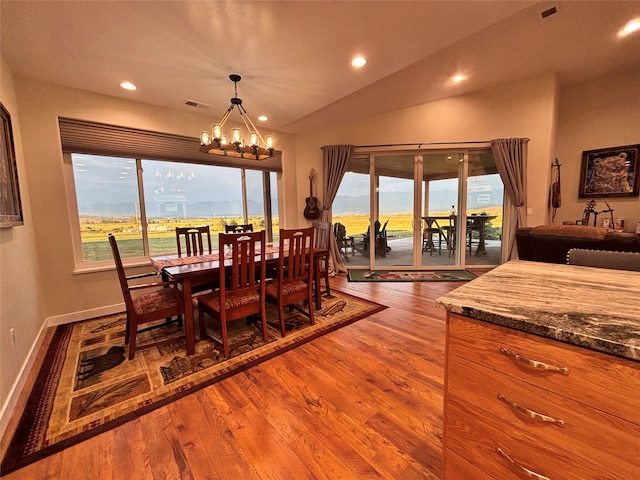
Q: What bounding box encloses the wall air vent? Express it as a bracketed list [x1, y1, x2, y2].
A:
[541, 7, 557, 19]
[184, 99, 211, 109]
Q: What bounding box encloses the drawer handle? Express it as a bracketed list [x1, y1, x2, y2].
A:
[496, 447, 551, 480]
[498, 393, 566, 427]
[499, 347, 569, 375]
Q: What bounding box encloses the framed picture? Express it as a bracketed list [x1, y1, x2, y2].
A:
[1, 103, 24, 227]
[579, 144, 639, 198]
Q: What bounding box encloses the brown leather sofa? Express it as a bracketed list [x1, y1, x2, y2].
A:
[516, 225, 640, 264]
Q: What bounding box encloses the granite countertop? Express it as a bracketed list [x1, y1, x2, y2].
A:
[436, 260, 640, 362]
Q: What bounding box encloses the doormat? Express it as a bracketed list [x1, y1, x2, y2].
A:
[348, 269, 477, 282]
[0, 290, 386, 475]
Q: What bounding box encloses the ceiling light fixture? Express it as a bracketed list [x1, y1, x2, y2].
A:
[199, 74, 274, 160]
[351, 56, 367, 68]
[452, 74, 467, 83]
[120, 81, 137, 91]
[618, 18, 640, 37]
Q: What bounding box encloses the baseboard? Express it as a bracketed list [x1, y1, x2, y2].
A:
[46, 303, 125, 327]
[0, 319, 48, 441]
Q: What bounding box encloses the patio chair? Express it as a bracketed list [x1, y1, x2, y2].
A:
[334, 222, 355, 261]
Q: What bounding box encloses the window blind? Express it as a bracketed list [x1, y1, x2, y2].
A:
[58, 117, 282, 172]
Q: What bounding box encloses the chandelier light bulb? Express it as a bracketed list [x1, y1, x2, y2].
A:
[232, 128, 242, 145]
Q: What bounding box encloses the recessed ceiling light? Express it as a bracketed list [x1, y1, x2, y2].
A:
[618, 18, 640, 37]
[351, 56, 367, 68]
[452, 74, 467, 83]
[120, 81, 137, 91]
[257, 115, 268, 122]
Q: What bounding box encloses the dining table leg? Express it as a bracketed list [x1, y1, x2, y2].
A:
[475, 221, 487, 255]
[314, 253, 323, 311]
[181, 278, 196, 355]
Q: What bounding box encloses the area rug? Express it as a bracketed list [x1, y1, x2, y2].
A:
[1, 290, 385, 475]
[348, 269, 477, 282]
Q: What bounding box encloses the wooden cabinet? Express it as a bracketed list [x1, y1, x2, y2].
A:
[443, 313, 640, 480]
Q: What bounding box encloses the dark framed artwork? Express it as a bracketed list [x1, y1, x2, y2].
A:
[1, 102, 24, 227]
[579, 143, 639, 198]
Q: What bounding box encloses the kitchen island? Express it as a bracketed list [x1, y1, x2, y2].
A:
[436, 260, 640, 479]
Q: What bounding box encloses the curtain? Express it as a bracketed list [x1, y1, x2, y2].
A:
[321, 145, 354, 274]
[491, 138, 529, 260]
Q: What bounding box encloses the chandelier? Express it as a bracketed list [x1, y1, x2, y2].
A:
[199, 74, 275, 160]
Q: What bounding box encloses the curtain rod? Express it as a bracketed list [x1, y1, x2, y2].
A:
[354, 140, 492, 148]
[321, 138, 530, 149]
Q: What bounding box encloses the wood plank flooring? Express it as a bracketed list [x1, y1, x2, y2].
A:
[1, 270, 488, 479]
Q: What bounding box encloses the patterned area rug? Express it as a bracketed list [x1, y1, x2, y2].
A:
[1, 290, 385, 475]
[348, 269, 477, 282]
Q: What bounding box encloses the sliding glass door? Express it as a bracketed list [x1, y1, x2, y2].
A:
[334, 148, 503, 270]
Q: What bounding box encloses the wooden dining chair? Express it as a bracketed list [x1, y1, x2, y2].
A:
[224, 224, 254, 233]
[197, 230, 268, 358]
[265, 227, 315, 337]
[176, 226, 212, 257]
[312, 221, 331, 309]
[175, 225, 217, 297]
[108, 234, 186, 360]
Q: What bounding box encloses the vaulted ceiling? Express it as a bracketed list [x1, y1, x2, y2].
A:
[2, 1, 639, 135]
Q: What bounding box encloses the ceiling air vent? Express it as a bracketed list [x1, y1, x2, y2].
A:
[184, 99, 211, 109]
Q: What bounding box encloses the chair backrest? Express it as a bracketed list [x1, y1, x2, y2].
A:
[225, 224, 254, 233]
[108, 234, 134, 311]
[313, 222, 331, 250]
[379, 219, 389, 237]
[278, 227, 314, 285]
[176, 226, 212, 257]
[218, 230, 266, 301]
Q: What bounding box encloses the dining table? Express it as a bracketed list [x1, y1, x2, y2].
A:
[150, 244, 325, 355]
[422, 215, 456, 254]
[422, 214, 497, 256]
[467, 214, 497, 255]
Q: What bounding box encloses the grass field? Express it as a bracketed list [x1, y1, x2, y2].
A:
[81, 207, 502, 262]
[80, 216, 276, 261]
[334, 206, 503, 241]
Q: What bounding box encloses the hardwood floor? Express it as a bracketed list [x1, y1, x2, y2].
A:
[1, 271, 488, 479]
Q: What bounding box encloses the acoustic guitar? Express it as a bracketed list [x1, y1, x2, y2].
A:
[303, 169, 321, 220]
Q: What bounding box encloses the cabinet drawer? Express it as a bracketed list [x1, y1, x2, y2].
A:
[447, 354, 640, 479]
[445, 396, 622, 480]
[447, 313, 640, 421]
[444, 448, 495, 480]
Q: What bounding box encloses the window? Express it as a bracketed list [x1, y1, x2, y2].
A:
[69, 153, 278, 264]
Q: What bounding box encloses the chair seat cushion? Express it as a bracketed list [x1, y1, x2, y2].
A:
[198, 290, 261, 312]
[134, 288, 182, 315]
[265, 280, 308, 297]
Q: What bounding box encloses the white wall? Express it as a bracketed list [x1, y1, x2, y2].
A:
[294, 73, 559, 228]
[0, 59, 47, 433]
[13, 77, 297, 323]
[555, 67, 640, 230]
